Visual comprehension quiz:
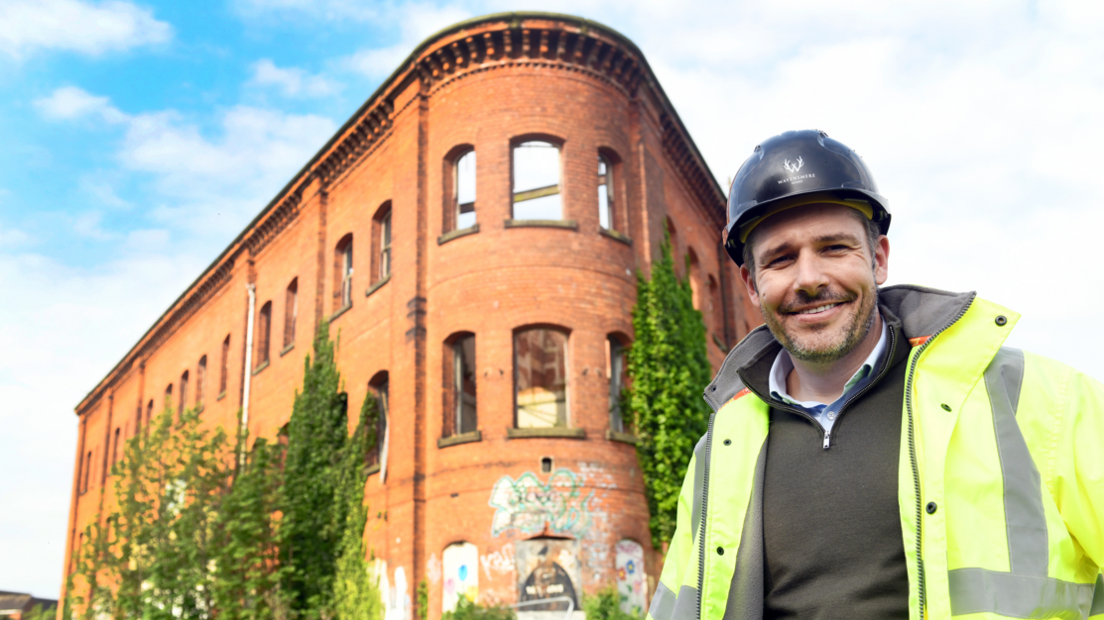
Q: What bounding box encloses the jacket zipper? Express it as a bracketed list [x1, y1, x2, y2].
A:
[695, 410, 715, 620]
[901, 293, 974, 620]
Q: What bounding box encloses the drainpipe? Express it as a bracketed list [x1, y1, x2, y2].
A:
[241, 283, 256, 465]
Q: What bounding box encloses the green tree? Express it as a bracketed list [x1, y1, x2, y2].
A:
[628, 235, 713, 548]
[582, 585, 644, 620]
[331, 392, 383, 620]
[281, 319, 351, 618]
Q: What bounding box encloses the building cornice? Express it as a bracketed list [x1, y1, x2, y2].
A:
[75, 12, 726, 416]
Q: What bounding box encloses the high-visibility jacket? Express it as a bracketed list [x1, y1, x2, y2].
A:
[649, 286, 1104, 620]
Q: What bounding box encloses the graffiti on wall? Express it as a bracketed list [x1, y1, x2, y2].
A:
[373, 561, 412, 620]
[515, 538, 582, 611]
[442, 542, 480, 612]
[615, 539, 646, 615]
[488, 468, 595, 537]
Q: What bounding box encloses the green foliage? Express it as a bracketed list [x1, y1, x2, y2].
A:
[628, 234, 713, 548]
[332, 393, 383, 620]
[582, 586, 645, 620]
[281, 319, 352, 618]
[416, 580, 428, 620]
[20, 603, 58, 620]
[442, 596, 516, 620]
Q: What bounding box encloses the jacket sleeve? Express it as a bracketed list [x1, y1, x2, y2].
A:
[1052, 368, 1104, 569]
[648, 440, 703, 620]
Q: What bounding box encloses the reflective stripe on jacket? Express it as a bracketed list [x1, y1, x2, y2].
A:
[649, 285, 1104, 620]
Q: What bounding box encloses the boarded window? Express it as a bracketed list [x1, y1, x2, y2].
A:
[442, 542, 479, 612]
[608, 336, 630, 433]
[219, 335, 230, 396]
[196, 355, 207, 408]
[515, 328, 568, 428]
[284, 278, 298, 348]
[598, 154, 614, 230]
[615, 540, 647, 615]
[257, 302, 272, 365]
[453, 335, 477, 435]
[455, 150, 476, 230]
[512, 141, 562, 220]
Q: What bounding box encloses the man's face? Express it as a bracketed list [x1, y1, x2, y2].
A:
[739, 204, 889, 364]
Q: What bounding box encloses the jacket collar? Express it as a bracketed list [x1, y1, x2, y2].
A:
[703, 284, 977, 412]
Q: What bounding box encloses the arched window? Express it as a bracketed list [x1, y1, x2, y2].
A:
[598, 152, 617, 230]
[708, 275, 724, 337]
[688, 249, 702, 310]
[615, 540, 647, 615]
[666, 217, 678, 257]
[454, 149, 476, 230]
[111, 427, 121, 469]
[146, 399, 154, 429]
[196, 355, 207, 408]
[442, 542, 479, 612]
[444, 334, 477, 437]
[219, 334, 230, 396]
[83, 450, 92, 493]
[284, 278, 298, 348]
[179, 370, 189, 415]
[334, 234, 353, 311]
[514, 327, 569, 428]
[512, 140, 562, 220]
[371, 203, 392, 285]
[257, 301, 272, 366]
[607, 334, 631, 434]
[164, 383, 173, 413]
[368, 373, 390, 480]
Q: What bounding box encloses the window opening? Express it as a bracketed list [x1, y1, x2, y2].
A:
[179, 370, 189, 414]
[512, 141, 562, 220]
[379, 212, 392, 281]
[608, 337, 629, 434]
[599, 154, 614, 230]
[83, 451, 92, 493]
[453, 335, 477, 435]
[455, 150, 477, 230]
[165, 383, 173, 413]
[688, 250, 702, 310]
[220, 335, 230, 395]
[146, 400, 154, 429]
[515, 328, 568, 428]
[111, 428, 121, 468]
[196, 356, 207, 408]
[257, 302, 272, 365]
[368, 377, 389, 469]
[336, 239, 353, 310]
[541, 456, 553, 473]
[285, 278, 298, 347]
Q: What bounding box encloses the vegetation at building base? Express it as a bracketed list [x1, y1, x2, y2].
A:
[66, 320, 383, 620]
[18, 603, 59, 620]
[582, 586, 645, 620]
[628, 235, 713, 549]
[442, 596, 515, 620]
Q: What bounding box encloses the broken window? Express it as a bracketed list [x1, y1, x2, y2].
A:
[219, 335, 230, 396]
[284, 278, 297, 348]
[196, 355, 207, 408]
[257, 301, 272, 366]
[454, 150, 476, 230]
[607, 336, 630, 434]
[599, 154, 614, 230]
[453, 335, 477, 435]
[512, 141, 562, 220]
[334, 235, 354, 310]
[515, 328, 568, 428]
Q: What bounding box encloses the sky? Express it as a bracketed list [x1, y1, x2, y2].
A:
[2, 0, 1103, 599]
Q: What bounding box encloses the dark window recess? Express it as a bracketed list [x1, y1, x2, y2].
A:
[453, 336, 477, 435]
[541, 457, 553, 473]
[515, 328, 569, 428]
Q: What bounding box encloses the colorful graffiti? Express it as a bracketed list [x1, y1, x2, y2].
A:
[615, 540, 646, 615]
[442, 542, 480, 612]
[488, 468, 595, 537]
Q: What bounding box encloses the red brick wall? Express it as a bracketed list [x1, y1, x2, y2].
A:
[62, 14, 761, 618]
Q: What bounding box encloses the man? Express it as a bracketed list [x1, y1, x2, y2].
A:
[647, 130, 1104, 619]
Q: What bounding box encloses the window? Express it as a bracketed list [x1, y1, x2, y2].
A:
[666, 217, 678, 259]
[196, 356, 207, 408]
[83, 450, 92, 493]
[179, 370, 189, 414]
[367, 374, 389, 469]
[442, 542, 479, 613]
[111, 428, 121, 468]
[257, 302, 272, 366]
[284, 278, 298, 348]
[599, 154, 614, 230]
[512, 141, 562, 220]
[454, 150, 476, 230]
[615, 540, 647, 615]
[515, 328, 569, 428]
[219, 335, 230, 396]
[146, 399, 154, 429]
[334, 235, 353, 311]
[379, 212, 392, 280]
[688, 249, 702, 310]
[608, 336, 630, 434]
[165, 383, 173, 413]
[449, 335, 477, 436]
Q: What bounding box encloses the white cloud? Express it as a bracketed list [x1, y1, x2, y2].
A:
[35, 86, 128, 123]
[343, 3, 472, 78]
[0, 0, 172, 59]
[249, 59, 343, 97]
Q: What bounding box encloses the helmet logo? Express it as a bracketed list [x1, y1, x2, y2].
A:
[783, 157, 804, 173]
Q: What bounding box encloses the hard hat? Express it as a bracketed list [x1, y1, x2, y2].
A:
[723, 129, 891, 266]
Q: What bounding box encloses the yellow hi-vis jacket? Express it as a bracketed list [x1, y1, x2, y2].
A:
[649, 286, 1104, 620]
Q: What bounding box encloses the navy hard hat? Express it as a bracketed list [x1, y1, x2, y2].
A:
[724, 130, 891, 266]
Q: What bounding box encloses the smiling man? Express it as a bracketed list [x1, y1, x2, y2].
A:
[647, 130, 1104, 620]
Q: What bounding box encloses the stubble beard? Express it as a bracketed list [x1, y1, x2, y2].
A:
[761, 286, 879, 364]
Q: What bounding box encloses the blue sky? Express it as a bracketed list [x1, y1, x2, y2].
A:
[2, 0, 1103, 599]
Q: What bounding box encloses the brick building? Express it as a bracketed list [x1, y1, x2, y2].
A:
[62, 12, 760, 619]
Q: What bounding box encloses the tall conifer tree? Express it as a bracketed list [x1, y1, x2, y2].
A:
[628, 235, 713, 548]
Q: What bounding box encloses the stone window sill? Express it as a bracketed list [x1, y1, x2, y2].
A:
[366, 274, 391, 298]
[365, 463, 381, 476]
[606, 429, 639, 445]
[599, 228, 633, 246]
[507, 427, 586, 440]
[504, 219, 578, 231]
[280, 343, 295, 357]
[252, 360, 269, 376]
[437, 430, 482, 449]
[438, 223, 479, 245]
[330, 304, 352, 322]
